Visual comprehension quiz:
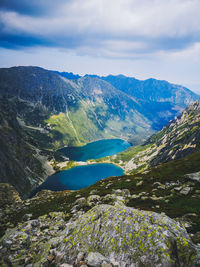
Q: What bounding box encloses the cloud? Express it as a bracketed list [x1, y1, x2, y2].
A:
[0, 0, 200, 58]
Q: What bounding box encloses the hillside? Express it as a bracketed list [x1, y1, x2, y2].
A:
[0, 66, 153, 148]
[104, 100, 200, 174]
[0, 149, 200, 265]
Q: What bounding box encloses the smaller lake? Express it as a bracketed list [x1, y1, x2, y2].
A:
[31, 163, 124, 197]
[58, 138, 131, 161]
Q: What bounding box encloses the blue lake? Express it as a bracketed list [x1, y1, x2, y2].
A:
[31, 139, 130, 197]
[58, 138, 131, 161]
[31, 163, 124, 197]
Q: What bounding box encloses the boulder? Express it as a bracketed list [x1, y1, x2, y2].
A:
[185, 171, 200, 182]
[0, 205, 199, 266]
[180, 186, 191, 195]
[63, 205, 199, 266]
[87, 195, 101, 206]
[87, 252, 107, 267]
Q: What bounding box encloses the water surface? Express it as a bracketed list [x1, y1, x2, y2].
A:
[31, 163, 124, 197]
[58, 138, 131, 161]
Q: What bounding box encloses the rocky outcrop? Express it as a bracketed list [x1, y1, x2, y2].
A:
[0, 204, 199, 266]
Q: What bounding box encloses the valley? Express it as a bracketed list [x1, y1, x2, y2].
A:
[0, 66, 199, 197]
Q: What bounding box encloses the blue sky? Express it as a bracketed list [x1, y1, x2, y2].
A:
[0, 0, 200, 93]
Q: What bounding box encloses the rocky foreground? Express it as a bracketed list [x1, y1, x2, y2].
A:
[0, 186, 200, 266]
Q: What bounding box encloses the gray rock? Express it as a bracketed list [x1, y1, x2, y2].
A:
[1, 205, 199, 266]
[55, 252, 64, 263]
[23, 213, 32, 221]
[87, 252, 106, 267]
[76, 251, 85, 262]
[31, 219, 40, 227]
[136, 180, 143, 186]
[121, 189, 131, 197]
[87, 195, 101, 206]
[180, 186, 191, 195]
[103, 194, 116, 204]
[101, 261, 112, 267]
[75, 197, 87, 207]
[112, 189, 122, 196]
[174, 186, 183, 192]
[185, 171, 200, 182]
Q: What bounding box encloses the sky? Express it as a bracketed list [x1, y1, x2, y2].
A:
[0, 0, 200, 93]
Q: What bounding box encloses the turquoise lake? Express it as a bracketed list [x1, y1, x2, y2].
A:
[31, 139, 130, 196]
[58, 138, 131, 161]
[31, 163, 124, 196]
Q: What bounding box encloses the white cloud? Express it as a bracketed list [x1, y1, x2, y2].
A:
[1, 0, 200, 55]
[1, 0, 200, 92]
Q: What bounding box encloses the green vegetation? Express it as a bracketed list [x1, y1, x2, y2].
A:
[61, 161, 77, 170]
[1, 150, 200, 239]
[112, 144, 152, 163]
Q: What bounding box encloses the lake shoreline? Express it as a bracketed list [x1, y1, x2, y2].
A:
[31, 138, 131, 196]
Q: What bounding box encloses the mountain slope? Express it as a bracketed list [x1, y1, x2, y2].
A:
[0, 66, 153, 148]
[106, 100, 200, 173]
[0, 98, 54, 197]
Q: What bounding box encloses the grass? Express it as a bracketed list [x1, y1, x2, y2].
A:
[112, 144, 152, 163]
[1, 149, 200, 241]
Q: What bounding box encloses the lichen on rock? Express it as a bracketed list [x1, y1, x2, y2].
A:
[0, 204, 199, 266]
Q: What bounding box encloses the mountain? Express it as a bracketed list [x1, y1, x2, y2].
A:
[53, 71, 81, 80]
[99, 74, 200, 129]
[0, 66, 153, 148]
[0, 97, 54, 197]
[0, 66, 152, 196]
[1, 71, 200, 265]
[0, 66, 199, 197]
[106, 100, 200, 174]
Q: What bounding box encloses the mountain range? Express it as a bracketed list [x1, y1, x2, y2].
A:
[0, 66, 199, 197]
[1, 66, 200, 266]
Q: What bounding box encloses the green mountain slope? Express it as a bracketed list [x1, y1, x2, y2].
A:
[0, 66, 153, 148]
[106, 100, 200, 174]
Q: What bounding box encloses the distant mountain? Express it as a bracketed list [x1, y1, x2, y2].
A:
[0, 66, 152, 148]
[99, 74, 200, 129]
